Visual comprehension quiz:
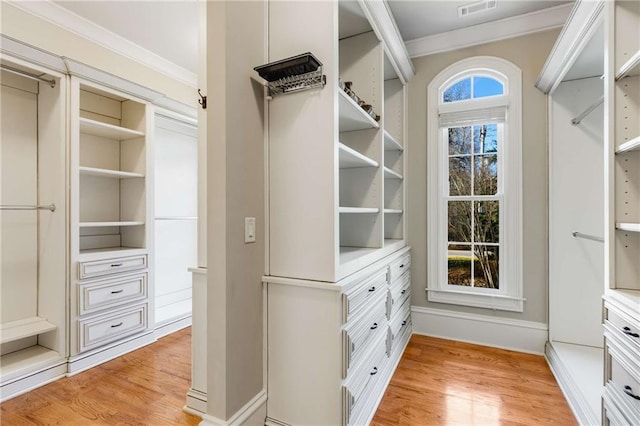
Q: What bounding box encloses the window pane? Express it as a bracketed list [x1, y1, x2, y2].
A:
[443, 78, 471, 103]
[449, 156, 471, 196]
[473, 246, 499, 289]
[474, 201, 499, 243]
[473, 77, 504, 98]
[448, 244, 472, 287]
[473, 154, 497, 195]
[448, 201, 471, 242]
[474, 124, 498, 153]
[448, 126, 472, 155]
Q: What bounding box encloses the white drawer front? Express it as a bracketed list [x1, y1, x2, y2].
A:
[342, 291, 387, 379]
[388, 299, 411, 355]
[342, 269, 388, 323]
[389, 253, 410, 283]
[79, 254, 147, 279]
[606, 303, 640, 353]
[388, 272, 410, 319]
[79, 273, 147, 315]
[343, 334, 388, 426]
[608, 341, 640, 418]
[78, 304, 147, 352]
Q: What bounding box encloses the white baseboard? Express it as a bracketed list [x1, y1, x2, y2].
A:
[184, 388, 208, 416]
[0, 361, 67, 402]
[199, 389, 267, 426]
[154, 315, 192, 339]
[411, 306, 548, 355]
[67, 331, 156, 375]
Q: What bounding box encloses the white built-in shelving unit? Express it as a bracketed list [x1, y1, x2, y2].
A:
[264, 1, 413, 425]
[68, 78, 154, 373]
[0, 57, 68, 401]
[603, 1, 640, 424]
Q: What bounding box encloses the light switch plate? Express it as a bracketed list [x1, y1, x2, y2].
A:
[245, 217, 256, 243]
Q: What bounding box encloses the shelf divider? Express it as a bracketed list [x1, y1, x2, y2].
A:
[616, 223, 640, 233]
[384, 130, 403, 151]
[339, 143, 379, 168]
[616, 136, 640, 154]
[0, 317, 57, 344]
[79, 221, 145, 228]
[339, 207, 379, 214]
[616, 50, 640, 80]
[79, 166, 144, 179]
[383, 167, 403, 180]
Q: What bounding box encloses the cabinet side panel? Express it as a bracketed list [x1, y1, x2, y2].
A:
[268, 1, 339, 281]
[384, 79, 404, 146]
[267, 283, 342, 425]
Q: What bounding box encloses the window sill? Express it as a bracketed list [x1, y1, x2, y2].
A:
[426, 288, 524, 312]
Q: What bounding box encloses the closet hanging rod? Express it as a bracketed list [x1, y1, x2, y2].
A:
[0, 65, 56, 88]
[0, 204, 56, 212]
[571, 96, 604, 125]
[571, 231, 603, 243]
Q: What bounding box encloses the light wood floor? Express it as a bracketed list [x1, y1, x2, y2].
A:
[2, 330, 575, 425]
[372, 334, 577, 425]
[1, 328, 201, 425]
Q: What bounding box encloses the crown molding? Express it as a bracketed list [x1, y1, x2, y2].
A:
[7, 0, 197, 88]
[405, 3, 573, 59]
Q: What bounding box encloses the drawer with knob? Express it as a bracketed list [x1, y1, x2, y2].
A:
[389, 253, 410, 283]
[605, 301, 640, 353]
[342, 290, 388, 379]
[342, 268, 388, 323]
[387, 272, 410, 319]
[77, 303, 148, 352]
[78, 254, 147, 280]
[78, 273, 147, 315]
[605, 333, 640, 423]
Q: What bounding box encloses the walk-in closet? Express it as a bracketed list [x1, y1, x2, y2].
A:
[0, 58, 68, 397]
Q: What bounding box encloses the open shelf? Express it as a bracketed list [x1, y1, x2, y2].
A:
[79, 117, 145, 140]
[338, 90, 380, 132]
[384, 167, 403, 180]
[384, 209, 403, 214]
[79, 166, 144, 179]
[384, 130, 403, 151]
[0, 345, 63, 380]
[339, 207, 379, 214]
[339, 143, 378, 168]
[616, 50, 640, 80]
[616, 136, 640, 154]
[79, 221, 145, 228]
[0, 317, 56, 344]
[616, 222, 640, 232]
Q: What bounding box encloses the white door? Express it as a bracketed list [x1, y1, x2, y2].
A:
[549, 77, 604, 348]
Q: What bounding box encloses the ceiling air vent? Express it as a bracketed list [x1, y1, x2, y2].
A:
[458, 0, 497, 17]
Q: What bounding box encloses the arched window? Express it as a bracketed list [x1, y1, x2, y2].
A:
[427, 57, 523, 312]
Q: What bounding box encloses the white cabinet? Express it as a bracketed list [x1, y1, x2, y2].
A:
[265, 248, 411, 426]
[68, 78, 154, 373]
[0, 57, 67, 401]
[267, 1, 411, 283]
[603, 1, 640, 423]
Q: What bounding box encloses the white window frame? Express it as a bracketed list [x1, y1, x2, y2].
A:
[427, 56, 523, 312]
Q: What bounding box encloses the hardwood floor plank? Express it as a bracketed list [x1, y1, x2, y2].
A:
[372, 334, 577, 426]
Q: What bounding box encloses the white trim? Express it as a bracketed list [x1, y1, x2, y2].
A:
[199, 389, 267, 426]
[536, 0, 604, 94]
[411, 306, 548, 355]
[0, 35, 67, 73]
[406, 4, 573, 59]
[7, 0, 197, 88]
[0, 361, 68, 402]
[184, 389, 208, 417]
[153, 315, 192, 340]
[427, 56, 523, 312]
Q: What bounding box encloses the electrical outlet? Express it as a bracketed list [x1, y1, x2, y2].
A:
[245, 217, 256, 243]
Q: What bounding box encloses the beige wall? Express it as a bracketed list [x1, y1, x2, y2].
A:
[0, 2, 194, 106]
[206, 0, 266, 420]
[407, 29, 560, 323]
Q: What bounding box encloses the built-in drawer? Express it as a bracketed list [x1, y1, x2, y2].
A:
[342, 269, 388, 323]
[387, 299, 411, 356]
[387, 272, 410, 319]
[389, 253, 410, 283]
[77, 303, 148, 352]
[342, 290, 387, 379]
[78, 254, 147, 280]
[606, 338, 640, 420]
[604, 385, 640, 426]
[78, 273, 147, 316]
[342, 333, 388, 426]
[606, 302, 640, 353]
